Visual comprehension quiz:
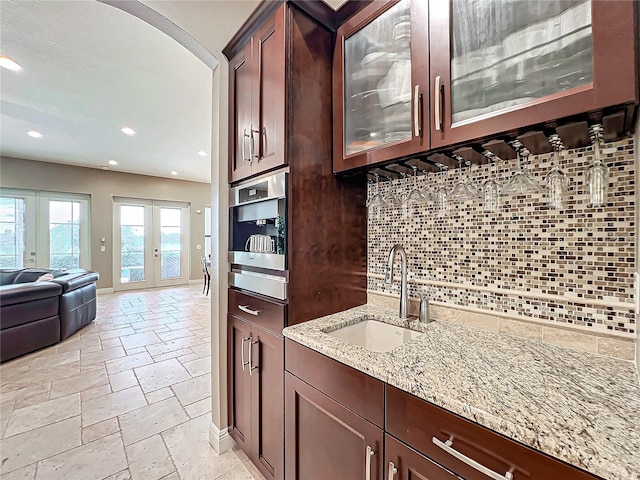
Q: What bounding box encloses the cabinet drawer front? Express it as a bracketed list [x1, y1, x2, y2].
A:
[285, 339, 384, 427]
[386, 386, 598, 480]
[229, 288, 285, 336]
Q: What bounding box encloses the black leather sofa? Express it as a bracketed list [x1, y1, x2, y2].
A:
[0, 268, 99, 362]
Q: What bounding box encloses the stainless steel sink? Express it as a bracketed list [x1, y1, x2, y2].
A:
[327, 318, 423, 353]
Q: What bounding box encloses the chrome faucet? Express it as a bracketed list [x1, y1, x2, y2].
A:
[385, 244, 409, 319]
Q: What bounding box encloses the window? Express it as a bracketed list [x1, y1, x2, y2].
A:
[0, 196, 26, 268]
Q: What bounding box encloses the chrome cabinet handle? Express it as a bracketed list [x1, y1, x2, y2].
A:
[242, 128, 251, 163]
[249, 124, 259, 163]
[432, 437, 514, 480]
[241, 335, 251, 371]
[413, 85, 420, 137]
[365, 445, 374, 480]
[238, 305, 260, 316]
[387, 461, 397, 480]
[248, 339, 259, 376]
[434, 76, 442, 131]
[261, 126, 267, 160]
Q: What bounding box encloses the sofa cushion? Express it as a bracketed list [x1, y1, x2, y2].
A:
[52, 270, 100, 293]
[0, 284, 61, 330]
[0, 269, 23, 286]
[0, 315, 60, 363]
[13, 268, 55, 284]
[0, 282, 62, 307]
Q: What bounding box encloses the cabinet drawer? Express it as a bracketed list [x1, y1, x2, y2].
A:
[229, 289, 286, 336]
[386, 386, 598, 480]
[285, 339, 384, 428]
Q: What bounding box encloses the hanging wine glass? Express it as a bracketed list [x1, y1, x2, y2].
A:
[366, 173, 387, 220]
[403, 166, 427, 217]
[545, 134, 570, 209]
[449, 155, 481, 201]
[380, 174, 402, 211]
[500, 142, 541, 194]
[586, 124, 608, 208]
[435, 165, 449, 217]
[482, 151, 500, 213]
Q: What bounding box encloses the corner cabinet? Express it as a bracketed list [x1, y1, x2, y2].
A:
[428, 0, 638, 148]
[228, 9, 286, 183]
[227, 290, 285, 480]
[333, 0, 429, 173]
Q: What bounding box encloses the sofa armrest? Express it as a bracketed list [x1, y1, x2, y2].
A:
[0, 282, 62, 307]
[51, 269, 99, 293]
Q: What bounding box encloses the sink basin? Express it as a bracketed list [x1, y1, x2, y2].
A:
[327, 319, 423, 353]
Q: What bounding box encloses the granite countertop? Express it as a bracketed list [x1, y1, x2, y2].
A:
[282, 304, 640, 480]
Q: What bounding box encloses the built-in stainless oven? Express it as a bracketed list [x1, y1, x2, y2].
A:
[228, 170, 288, 300]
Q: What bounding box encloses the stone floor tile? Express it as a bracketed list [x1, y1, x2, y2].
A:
[151, 347, 197, 363]
[10, 381, 52, 409]
[109, 369, 139, 392]
[146, 337, 205, 358]
[172, 373, 211, 407]
[104, 469, 133, 480]
[101, 337, 124, 349]
[181, 355, 211, 377]
[4, 393, 80, 438]
[120, 332, 162, 350]
[82, 386, 147, 426]
[29, 349, 79, 371]
[82, 417, 120, 444]
[190, 342, 212, 358]
[0, 463, 37, 480]
[144, 387, 175, 404]
[50, 368, 109, 399]
[81, 347, 126, 366]
[99, 327, 136, 340]
[125, 434, 176, 480]
[157, 328, 195, 342]
[105, 351, 154, 375]
[35, 432, 127, 480]
[134, 359, 190, 393]
[80, 384, 112, 402]
[0, 416, 82, 475]
[185, 397, 211, 419]
[119, 397, 188, 446]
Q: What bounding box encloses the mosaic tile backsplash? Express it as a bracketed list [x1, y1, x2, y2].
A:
[368, 138, 636, 334]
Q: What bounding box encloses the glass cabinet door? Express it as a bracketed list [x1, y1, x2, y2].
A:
[429, 0, 637, 148]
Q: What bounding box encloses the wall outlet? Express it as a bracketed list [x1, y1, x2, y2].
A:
[196, 244, 201, 250]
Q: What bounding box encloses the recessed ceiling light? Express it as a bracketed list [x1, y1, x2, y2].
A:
[170, 171, 178, 176]
[121, 126, 136, 136]
[26, 130, 42, 138]
[0, 55, 22, 72]
[108, 159, 118, 166]
[197, 150, 207, 157]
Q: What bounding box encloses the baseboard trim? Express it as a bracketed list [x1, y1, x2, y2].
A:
[96, 287, 114, 295]
[189, 279, 204, 286]
[209, 421, 234, 454]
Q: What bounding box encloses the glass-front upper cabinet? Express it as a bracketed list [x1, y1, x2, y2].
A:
[429, 0, 637, 148]
[333, 0, 429, 173]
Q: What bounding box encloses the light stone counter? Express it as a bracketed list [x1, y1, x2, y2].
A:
[283, 304, 640, 480]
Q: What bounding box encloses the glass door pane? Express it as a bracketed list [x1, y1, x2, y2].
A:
[120, 205, 146, 283]
[0, 197, 25, 268]
[450, 0, 592, 124]
[49, 200, 81, 269]
[159, 207, 182, 280]
[344, 0, 412, 156]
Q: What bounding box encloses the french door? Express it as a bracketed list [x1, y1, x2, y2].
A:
[0, 189, 90, 270]
[113, 198, 190, 291]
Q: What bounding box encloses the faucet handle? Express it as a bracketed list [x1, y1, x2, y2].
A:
[419, 294, 430, 323]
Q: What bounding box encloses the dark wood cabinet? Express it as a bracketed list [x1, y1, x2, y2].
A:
[385, 434, 461, 480]
[228, 8, 286, 183]
[333, 0, 429, 173]
[285, 371, 384, 480]
[227, 290, 285, 480]
[428, 0, 638, 148]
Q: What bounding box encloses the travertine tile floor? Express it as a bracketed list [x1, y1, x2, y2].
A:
[0, 285, 264, 480]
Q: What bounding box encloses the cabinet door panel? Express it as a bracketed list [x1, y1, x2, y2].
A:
[251, 326, 284, 480]
[254, 9, 286, 175]
[229, 42, 254, 183]
[385, 435, 460, 480]
[430, 0, 637, 148]
[285, 372, 383, 480]
[227, 314, 252, 450]
[333, 0, 430, 172]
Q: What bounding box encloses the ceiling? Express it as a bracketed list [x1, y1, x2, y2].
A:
[0, 0, 348, 183]
[0, 0, 215, 183]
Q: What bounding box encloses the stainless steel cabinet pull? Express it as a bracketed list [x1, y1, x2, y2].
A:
[238, 305, 260, 316]
[432, 437, 514, 480]
[241, 335, 251, 371]
[249, 124, 258, 163]
[365, 445, 374, 480]
[434, 76, 442, 131]
[387, 461, 397, 480]
[242, 128, 251, 163]
[248, 339, 258, 376]
[261, 126, 267, 159]
[413, 85, 420, 137]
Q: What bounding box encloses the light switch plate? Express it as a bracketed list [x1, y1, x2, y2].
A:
[196, 244, 201, 250]
[100, 246, 106, 252]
